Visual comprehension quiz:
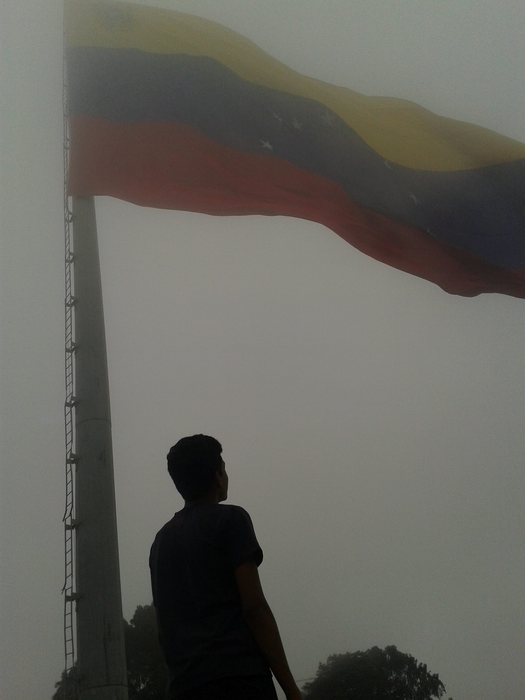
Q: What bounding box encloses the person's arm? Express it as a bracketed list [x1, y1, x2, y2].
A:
[235, 558, 302, 700]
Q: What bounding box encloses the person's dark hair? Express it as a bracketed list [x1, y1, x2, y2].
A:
[167, 434, 223, 500]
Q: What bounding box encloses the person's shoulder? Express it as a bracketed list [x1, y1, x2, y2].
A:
[219, 503, 252, 519]
[152, 509, 185, 539]
[219, 504, 257, 531]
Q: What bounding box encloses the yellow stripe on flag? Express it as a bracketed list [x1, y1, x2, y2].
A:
[64, 0, 525, 171]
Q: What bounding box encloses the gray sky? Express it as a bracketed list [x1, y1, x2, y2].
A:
[1, 1, 524, 699]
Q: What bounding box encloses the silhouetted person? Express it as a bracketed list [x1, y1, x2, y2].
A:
[150, 434, 302, 700]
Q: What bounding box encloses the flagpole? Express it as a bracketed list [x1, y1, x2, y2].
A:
[72, 196, 128, 700]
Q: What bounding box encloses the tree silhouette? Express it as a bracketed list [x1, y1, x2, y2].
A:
[302, 646, 446, 700]
[124, 604, 167, 699]
[51, 667, 79, 700]
[52, 604, 166, 700]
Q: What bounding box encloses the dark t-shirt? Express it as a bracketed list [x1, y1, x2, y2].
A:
[149, 503, 270, 698]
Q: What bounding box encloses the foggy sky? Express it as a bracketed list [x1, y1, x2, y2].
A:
[1, 2, 524, 700]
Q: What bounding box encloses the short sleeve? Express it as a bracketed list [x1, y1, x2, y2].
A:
[224, 506, 263, 571]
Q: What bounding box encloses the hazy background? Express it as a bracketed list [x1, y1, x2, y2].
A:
[1, 1, 524, 699]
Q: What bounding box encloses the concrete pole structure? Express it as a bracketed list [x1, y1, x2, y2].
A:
[73, 196, 129, 700]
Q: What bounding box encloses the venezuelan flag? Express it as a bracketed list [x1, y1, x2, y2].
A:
[65, 0, 525, 298]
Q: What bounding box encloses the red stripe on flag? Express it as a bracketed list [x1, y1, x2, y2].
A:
[68, 115, 525, 298]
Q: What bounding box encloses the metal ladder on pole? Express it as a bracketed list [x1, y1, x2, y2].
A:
[63, 45, 78, 697]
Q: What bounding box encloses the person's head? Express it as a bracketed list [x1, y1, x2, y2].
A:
[167, 434, 227, 503]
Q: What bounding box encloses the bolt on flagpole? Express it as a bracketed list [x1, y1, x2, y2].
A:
[72, 196, 128, 700]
